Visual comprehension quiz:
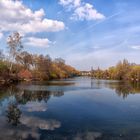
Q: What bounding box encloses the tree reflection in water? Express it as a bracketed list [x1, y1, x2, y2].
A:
[6, 103, 21, 126]
[5, 88, 64, 128]
[2, 88, 63, 139]
[15, 90, 64, 105]
[1, 79, 140, 139]
[109, 82, 140, 99]
[91, 79, 140, 99]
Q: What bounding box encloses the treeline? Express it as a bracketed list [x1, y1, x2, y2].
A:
[92, 59, 140, 82]
[0, 32, 79, 84]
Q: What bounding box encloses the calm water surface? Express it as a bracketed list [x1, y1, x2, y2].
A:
[0, 77, 140, 140]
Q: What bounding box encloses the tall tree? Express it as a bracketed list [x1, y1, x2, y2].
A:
[16, 51, 33, 70]
[7, 32, 23, 72]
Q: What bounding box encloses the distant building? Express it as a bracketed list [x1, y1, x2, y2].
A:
[80, 71, 91, 76]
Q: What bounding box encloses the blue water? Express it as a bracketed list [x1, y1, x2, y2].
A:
[0, 77, 140, 140]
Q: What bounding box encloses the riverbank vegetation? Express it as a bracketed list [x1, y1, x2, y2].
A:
[1, 32, 140, 85]
[0, 32, 79, 84]
[92, 59, 140, 82]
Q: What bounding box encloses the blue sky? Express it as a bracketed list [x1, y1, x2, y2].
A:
[0, 0, 140, 70]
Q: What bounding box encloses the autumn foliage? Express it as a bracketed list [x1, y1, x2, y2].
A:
[0, 32, 79, 83]
[92, 59, 140, 82]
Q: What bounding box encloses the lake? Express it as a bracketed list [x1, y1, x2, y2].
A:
[0, 77, 140, 140]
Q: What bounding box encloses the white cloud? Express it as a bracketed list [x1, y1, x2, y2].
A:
[0, 115, 61, 140]
[73, 0, 81, 7]
[72, 3, 105, 20]
[0, 0, 65, 34]
[0, 116, 40, 140]
[20, 101, 47, 112]
[74, 131, 102, 140]
[59, 0, 73, 6]
[59, 0, 105, 20]
[59, 0, 81, 8]
[66, 47, 140, 70]
[24, 37, 52, 48]
[21, 115, 61, 131]
[0, 32, 3, 39]
[130, 45, 140, 50]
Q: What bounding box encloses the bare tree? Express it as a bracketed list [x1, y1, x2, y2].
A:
[16, 51, 33, 70]
[7, 32, 23, 72]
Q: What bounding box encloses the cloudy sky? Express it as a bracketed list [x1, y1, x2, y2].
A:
[0, 0, 140, 70]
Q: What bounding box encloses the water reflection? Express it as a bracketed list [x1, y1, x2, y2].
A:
[0, 86, 63, 140]
[20, 101, 47, 112]
[21, 115, 61, 131]
[107, 82, 140, 99]
[15, 90, 64, 104]
[91, 79, 140, 99]
[0, 117, 61, 140]
[0, 78, 140, 139]
[6, 103, 21, 126]
[73, 131, 102, 140]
